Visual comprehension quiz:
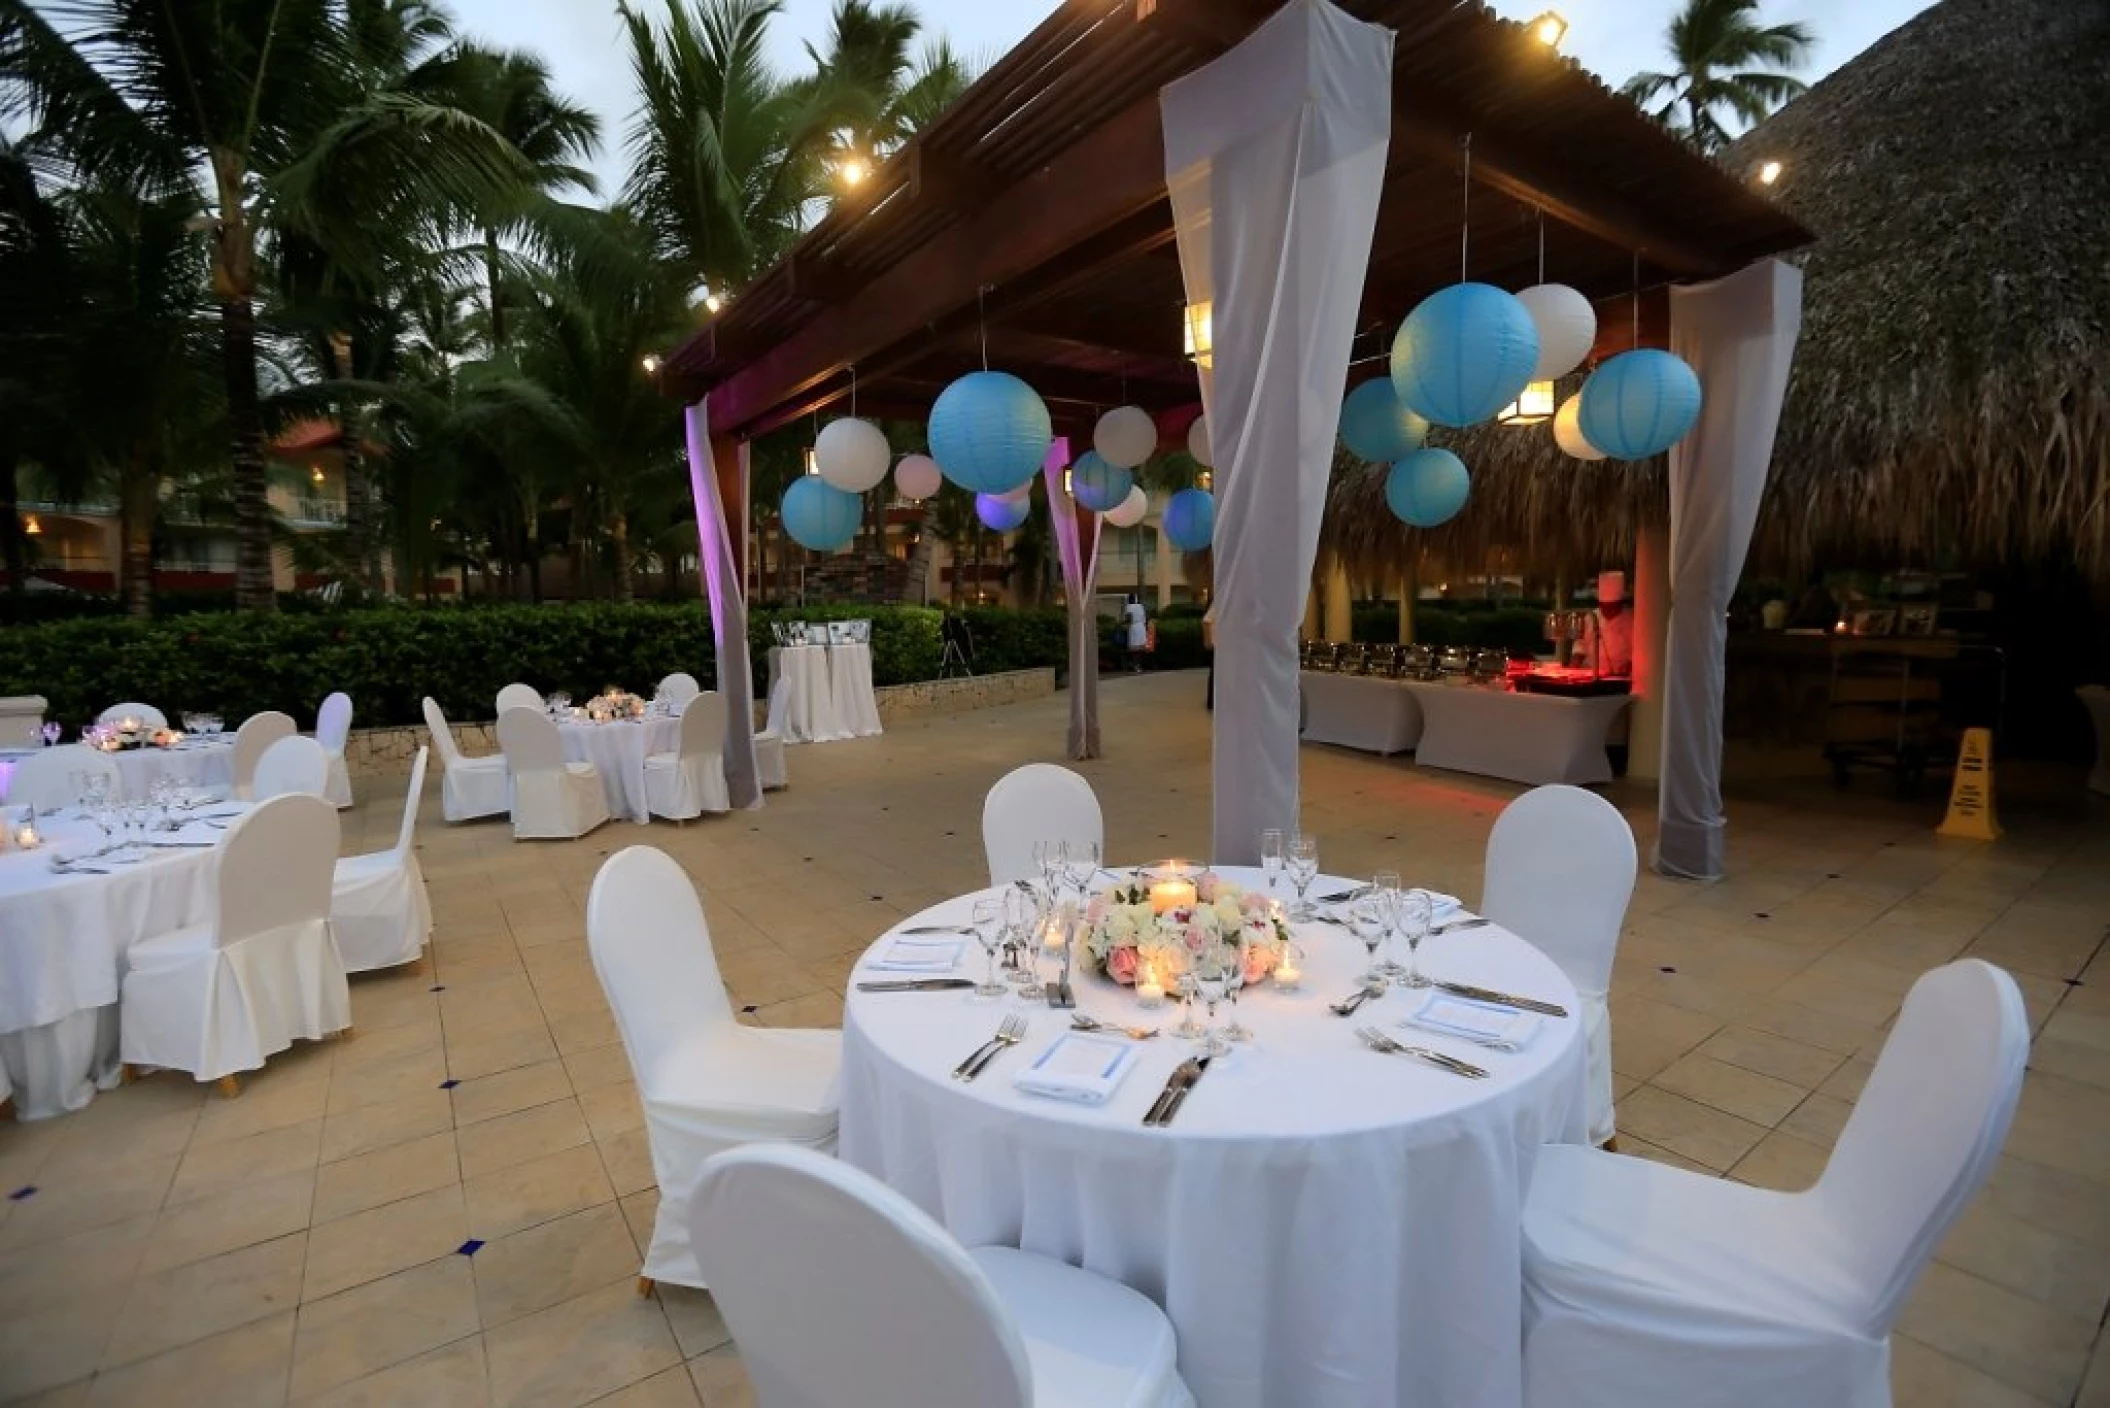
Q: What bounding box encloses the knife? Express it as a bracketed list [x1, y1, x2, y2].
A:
[1156, 1055, 1214, 1126]
[854, 978, 976, 992]
[1435, 981, 1568, 1018]
[1143, 1058, 1200, 1126]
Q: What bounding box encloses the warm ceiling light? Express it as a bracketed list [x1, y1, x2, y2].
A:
[1757, 159, 1783, 185]
[23, 514, 42, 536]
[837, 154, 869, 189]
[1497, 379, 1557, 426]
[704, 291, 724, 314]
[1182, 301, 1214, 369]
[641, 353, 662, 374]
[1197, 469, 1214, 492]
[1528, 10, 1567, 48]
[310, 465, 326, 484]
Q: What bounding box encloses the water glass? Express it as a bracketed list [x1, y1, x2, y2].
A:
[1061, 838, 1101, 899]
[1259, 828, 1285, 899]
[1192, 944, 1237, 1054]
[1287, 832, 1320, 919]
[1172, 970, 1205, 1040]
[1004, 886, 1043, 994]
[1221, 931, 1253, 1043]
[1396, 888, 1435, 989]
[1371, 870, 1406, 979]
[969, 898, 1008, 999]
[1348, 893, 1391, 987]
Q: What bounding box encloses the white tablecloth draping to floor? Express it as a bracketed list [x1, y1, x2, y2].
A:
[0, 808, 245, 1117]
[0, 740, 236, 805]
[767, 645, 850, 744]
[1402, 683, 1633, 786]
[825, 642, 884, 740]
[1299, 671, 1424, 755]
[841, 867, 1586, 1408]
[555, 716, 682, 824]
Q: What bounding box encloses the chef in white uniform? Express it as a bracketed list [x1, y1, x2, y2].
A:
[1573, 570, 1634, 677]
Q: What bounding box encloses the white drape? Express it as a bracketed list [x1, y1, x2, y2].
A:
[1657, 260, 1802, 878]
[1043, 439, 1104, 760]
[686, 403, 763, 810]
[1162, 0, 1393, 864]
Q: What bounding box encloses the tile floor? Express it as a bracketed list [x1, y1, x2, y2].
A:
[1, 670, 2105, 1406]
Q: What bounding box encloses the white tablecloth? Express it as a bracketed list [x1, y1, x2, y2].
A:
[1402, 683, 1633, 786]
[556, 716, 682, 824]
[1299, 671, 1424, 755]
[0, 740, 236, 805]
[840, 868, 1586, 1408]
[0, 808, 243, 1117]
[825, 642, 884, 740]
[767, 645, 849, 744]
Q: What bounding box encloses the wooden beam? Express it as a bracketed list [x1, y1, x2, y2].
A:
[908, 147, 997, 212]
[785, 255, 864, 304]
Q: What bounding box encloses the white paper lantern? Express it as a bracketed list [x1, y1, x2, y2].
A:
[812, 417, 891, 493]
[1094, 406, 1157, 470]
[1187, 413, 1212, 468]
[1105, 485, 1149, 528]
[893, 453, 942, 499]
[1553, 393, 1606, 461]
[1516, 284, 1597, 381]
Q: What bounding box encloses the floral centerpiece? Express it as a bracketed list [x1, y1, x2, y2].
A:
[585, 688, 646, 722]
[1081, 870, 1291, 988]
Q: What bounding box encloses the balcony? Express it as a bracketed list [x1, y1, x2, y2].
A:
[289, 497, 347, 527]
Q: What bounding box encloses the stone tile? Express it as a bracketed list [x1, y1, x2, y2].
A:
[139, 1169, 316, 1275]
[687, 1346, 755, 1408]
[1607, 997, 1722, 1082]
[483, 1279, 682, 1408]
[463, 1142, 615, 1243]
[189, 1066, 332, 1147]
[451, 1060, 573, 1129]
[167, 1118, 323, 1208]
[1983, 1154, 2110, 1253]
[598, 1365, 703, 1407]
[446, 1025, 560, 1084]
[297, 1333, 488, 1408]
[105, 1232, 307, 1369]
[1889, 1334, 2061, 1408]
[0, 1154, 178, 1253]
[0, 1292, 123, 1401]
[1693, 1025, 1849, 1089]
[303, 1184, 468, 1302]
[1935, 1198, 2110, 1324]
[0, 1213, 157, 1320]
[655, 1285, 733, 1358]
[319, 1087, 456, 1165]
[326, 1049, 451, 1118]
[472, 1203, 639, 1328]
[577, 1080, 644, 1142]
[2004, 1070, 2110, 1184]
[313, 1130, 460, 1225]
[597, 1125, 658, 1198]
[1779, 1092, 1855, 1148]
[1896, 1262, 2097, 1405]
[289, 1256, 481, 1401]
[456, 1098, 592, 1183]
[560, 1040, 635, 1094]
[85, 1310, 294, 1408]
[1614, 1086, 1769, 1172]
[1729, 1130, 1831, 1191]
[1653, 1052, 1810, 1127]
[619, 1190, 661, 1259]
[38, 1105, 200, 1181]
[1612, 1134, 1714, 1175]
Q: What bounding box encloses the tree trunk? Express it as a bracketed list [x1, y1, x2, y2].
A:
[0, 443, 25, 602]
[610, 513, 633, 603]
[484, 230, 507, 350]
[119, 452, 157, 618]
[221, 298, 277, 612]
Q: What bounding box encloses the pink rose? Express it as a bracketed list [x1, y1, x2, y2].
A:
[1183, 926, 1207, 954]
[1195, 872, 1220, 903]
[1243, 946, 1279, 984]
[1108, 947, 1140, 984]
[1085, 896, 1109, 926]
[1243, 892, 1271, 916]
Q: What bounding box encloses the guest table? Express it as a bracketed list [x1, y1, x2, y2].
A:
[555, 715, 682, 824]
[0, 738, 236, 805]
[0, 806, 245, 1118]
[840, 868, 1585, 1408]
[766, 644, 845, 744]
[1400, 681, 1633, 786]
[825, 641, 884, 740]
[1298, 671, 1424, 755]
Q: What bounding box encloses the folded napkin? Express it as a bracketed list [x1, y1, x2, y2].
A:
[1423, 890, 1463, 919]
[1406, 992, 1542, 1048]
[1013, 1033, 1137, 1105]
[866, 934, 966, 972]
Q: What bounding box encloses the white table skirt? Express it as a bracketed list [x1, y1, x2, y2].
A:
[556, 717, 682, 824]
[0, 740, 236, 805]
[767, 645, 850, 744]
[1402, 683, 1633, 786]
[2080, 686, 2110, 795]
[1300, 671, 1424, 755]
[826, 642, 884, 740]
[840, 868, 1586, 1408]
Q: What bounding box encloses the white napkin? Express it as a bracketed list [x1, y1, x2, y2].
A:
[1422, 890, 1464, 919]
[1405, 992, 1542, 1048]
[865, 934, 966, 972]
[1012, 1033, 1137, 1105]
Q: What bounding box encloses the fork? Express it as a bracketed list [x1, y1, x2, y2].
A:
[1071, 1014, 1158, 1040]
[1355, 1026, 1489, 1078]
[958, 1015, 1027, 1082]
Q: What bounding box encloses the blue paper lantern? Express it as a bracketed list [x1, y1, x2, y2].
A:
[781, 476, 860, 551]
[975, 492, 1032, 533]
[1070, 452, 1133, 513]
[928, 370, 1053, 495]
[1339, 378, 1430, 462]
[1163, 488, 1215, 551]
[1577, 349, 1703, 459]
[1389, 283, 1540, 428]
[1384, 448, 1471, 528]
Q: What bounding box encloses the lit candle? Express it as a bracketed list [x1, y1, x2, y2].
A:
[1148, 877, 1197, 916]
[1136, 961, 1165, 1006]
[15, 822, 38, 851]
[1043, 921, 1067, 951]
[121, 716, 139, 732]
[1273, 958, 1302, 990]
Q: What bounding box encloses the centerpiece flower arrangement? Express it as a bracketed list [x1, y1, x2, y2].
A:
[1081, 871, 1291, 988]
[585, 687, 646, 722]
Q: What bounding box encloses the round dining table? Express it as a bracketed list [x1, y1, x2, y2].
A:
[112, 738, 238, 801]
[839, 868, 1586, 1408]
[0, 804, 247, 1118]
[555, 715, 681, 824]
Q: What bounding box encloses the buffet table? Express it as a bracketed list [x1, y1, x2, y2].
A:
[840, 867, 1585, 1408]
[1298, 671, 1424, 755]
[1401, 681, 1632, 786]
[766, 643, 882, 744]
[556, 715, 682, 823]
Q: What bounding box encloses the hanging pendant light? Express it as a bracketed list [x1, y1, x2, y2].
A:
[1496, 380, 1557, 426]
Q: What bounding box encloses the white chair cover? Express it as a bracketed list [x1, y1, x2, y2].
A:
[587, 846, 840, 1289]
[97, 702, 167, 729]
[422, 697, 508, 822]
[119, 793, 352, 1083]
[252, 735, 329, 800]
[498, 707, 610, 840]
[230, 710, 296, 800]
[1521, 960, 2029, 1408]
[691, 1144, 1195, 1408]
[6, 745, 119, 810]
[495, 682, 542, 717]
[981, 763, 1104, 886]
[333, 747, 433, 972]
[753, 728, 788, 791]
[1482, 785, 1636, 1145]
[315, 691, 354, 809]
[658, 671, 702, 704]
[644, 692, 731, 821]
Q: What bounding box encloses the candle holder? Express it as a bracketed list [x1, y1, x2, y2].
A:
[1143, 860, 1200, 917]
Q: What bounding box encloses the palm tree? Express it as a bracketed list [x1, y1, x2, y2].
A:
[801, 2, 972, 167]
[1621, 0, 1815, 155]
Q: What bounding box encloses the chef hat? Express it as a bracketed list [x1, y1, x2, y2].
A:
[1597, 571, 1627, 604]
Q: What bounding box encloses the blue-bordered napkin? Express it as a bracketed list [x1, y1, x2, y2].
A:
[866, 934, 966, 972]
[1013, 1032, 1138, 1105]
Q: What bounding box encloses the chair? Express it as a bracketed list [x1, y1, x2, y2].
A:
[587, 846, 840, 1291]
[753, 728, 788, 791]
[644, 692, 731, 822]
[691, 1145, 1196, 1408]
[332, 746, 433, 972]
[422, 697, 508, 822]
[497, 706, 609, 840]
[6, 745, 119, 810]
[314, 691, 354, 809]
[97, 702, 167, 730]
[1481, 784, 1636, 1147]
[981, 763, 1103, 886]
[252, 735, 329, 800]
[1521, 960, 2028, 1408]
[495, 682, 542, 717]
[119, 793, 352, 1096]
[657, 671, 702, 705]
[230, 710, 297, 800]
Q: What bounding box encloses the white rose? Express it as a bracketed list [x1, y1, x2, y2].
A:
[1213, 898, 1244, 929]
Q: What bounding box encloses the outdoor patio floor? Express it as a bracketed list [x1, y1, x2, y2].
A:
[1, 669, 2105, 1407]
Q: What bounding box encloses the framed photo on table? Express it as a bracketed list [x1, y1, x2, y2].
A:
[1848, 608, 1897, 637]
[1897, 604, 1939, 637]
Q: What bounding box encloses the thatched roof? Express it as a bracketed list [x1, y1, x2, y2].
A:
[1326, 0, 2110, 589]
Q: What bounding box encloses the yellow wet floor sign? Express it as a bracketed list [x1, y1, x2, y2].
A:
[1938, 727, 2002, 841]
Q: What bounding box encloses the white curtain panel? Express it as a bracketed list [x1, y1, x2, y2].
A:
[1657, 260, 1803, 879]
[686, 403, 764, 809]
[1162, 0, 1393, 863]
[1042, 440, 1104, 760]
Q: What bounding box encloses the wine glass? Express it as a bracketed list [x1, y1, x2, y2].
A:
[1063, 838, 1101, 900]
[1259, 828, 1285, 899]
[1221, 927, 1253, 1043]
[1032, 838, 1060, 905]
[1348, 892, 1391, 988]
[1004, 886, 1043, 994]
[1287, 832, 1320, 919]
[1192, 943, 1236, 1054]
[968, 898, 1008, 999]
[1395, 888, 1435, 990]
[42, 721, 61, 746]
[1371, 869, 1406, 979]
[1172, 967, 1205, 1040]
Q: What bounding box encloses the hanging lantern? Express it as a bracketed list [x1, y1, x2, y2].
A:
[1514, 283, 1597, 381]
[1186, 413, 1212, 468]
[1496, 379, 1557, 427]
[975, 492, 1032, 533]
[781, 477, 860, 551]
[1104, 485, 1149, 528]
[1552, 394, 1605, 461]
[1389, 283, 1540, 428]
[1182, 301, 1214, 368]
[1384, 448, 1471, 528]
[812, 416, 891, 492]
[1339, 378, 1430, 462]
[1578, 349, 1703, 459]
[894, 453, 942, 499]
[928, 370, 1053, 495]
[1070, 452, 1133, 513]
[1163, 488, 1215, 551]
[1094, 406, 1158, 470]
